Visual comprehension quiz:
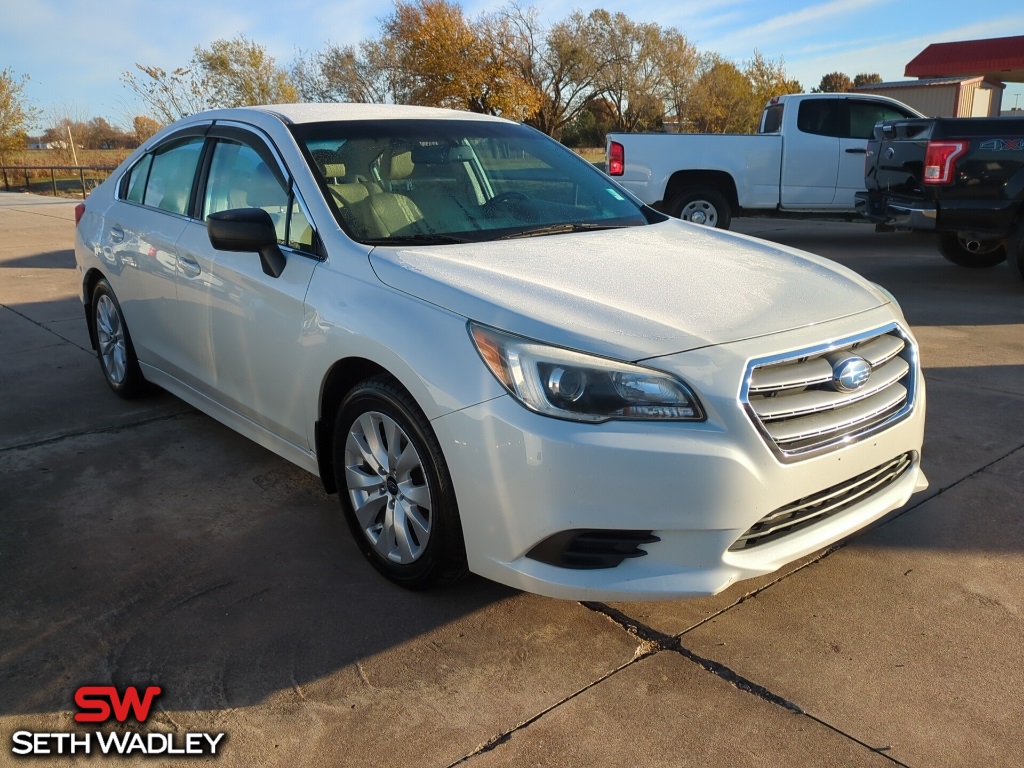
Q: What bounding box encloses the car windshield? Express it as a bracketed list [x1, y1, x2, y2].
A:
[290, 119, 649, 245]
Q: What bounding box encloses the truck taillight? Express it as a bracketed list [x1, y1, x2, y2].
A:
[74, 202, 86, 226]
[608, 141, 624, 176]
[923, 141, 967, 185]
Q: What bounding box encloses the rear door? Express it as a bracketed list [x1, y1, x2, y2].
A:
[835, 99, 920, 207]
[103, 129, 206, 376]
[779, 99, 842, 208]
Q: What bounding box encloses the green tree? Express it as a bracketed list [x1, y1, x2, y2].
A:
[194, 35, 299, 107]
[815, 71, 854, 93]
[0, 68, 39, 164]
[853, 72, 883, 88]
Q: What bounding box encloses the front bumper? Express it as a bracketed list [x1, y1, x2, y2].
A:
[433, 311, 928, 601]
[856, 191, 936, 230]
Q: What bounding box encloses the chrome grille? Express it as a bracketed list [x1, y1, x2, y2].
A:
[729, 452, 915, 550]
[742, 324, 917, 462]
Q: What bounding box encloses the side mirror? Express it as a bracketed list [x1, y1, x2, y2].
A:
[207, 208, 286, 278]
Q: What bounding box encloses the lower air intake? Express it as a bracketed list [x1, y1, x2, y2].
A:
[527, 529, 660, 570]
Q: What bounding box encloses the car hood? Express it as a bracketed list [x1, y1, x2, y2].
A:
[368, 219, 887, 361]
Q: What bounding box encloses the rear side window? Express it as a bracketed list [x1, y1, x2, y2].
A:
[142, 138, 204, 215]
[124, 155, 153, 203]
[848, 101, 916, 140]
[797, 100, 843, 137]
[761, 104, 784, 134]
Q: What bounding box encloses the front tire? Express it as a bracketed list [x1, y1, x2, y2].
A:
[333, 376, 467, 590]
[937, 233, 1006, 268]
[667, 187, 732, 229]
[91, 279, 146, 398]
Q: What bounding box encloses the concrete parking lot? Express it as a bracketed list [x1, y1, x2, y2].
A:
[1, 191, 1022, 767]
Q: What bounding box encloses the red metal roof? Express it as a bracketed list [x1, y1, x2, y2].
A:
[905, 36, 1024, 81]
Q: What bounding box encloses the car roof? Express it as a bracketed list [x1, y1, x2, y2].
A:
[240, 103, 517, 125]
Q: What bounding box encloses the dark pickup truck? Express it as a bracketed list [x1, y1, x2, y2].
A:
[856, 117, 1024, 281]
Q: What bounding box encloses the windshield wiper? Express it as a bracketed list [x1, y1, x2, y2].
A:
[497, 222, 636, 240]
[363, 233, 475, 245]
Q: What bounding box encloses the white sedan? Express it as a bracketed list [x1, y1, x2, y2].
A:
[74, 103, 927, 600]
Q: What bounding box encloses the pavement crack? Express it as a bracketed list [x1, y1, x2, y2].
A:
[0, 410, 194, 453]
[169, 580, 236, 611]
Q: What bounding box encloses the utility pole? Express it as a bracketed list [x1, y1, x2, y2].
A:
[67, 125, 79, 166]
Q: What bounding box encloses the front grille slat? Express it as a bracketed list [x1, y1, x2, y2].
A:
[729, 452, 914, 550]
[753, 357, 910, 420]
[742, 325, 917, 461]
[765, 384, 907, 445]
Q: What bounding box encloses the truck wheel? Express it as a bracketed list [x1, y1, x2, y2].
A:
[667, 188, 731, 229]
[1008, 220, 1024, 282]
[937, 233, 1006, 268]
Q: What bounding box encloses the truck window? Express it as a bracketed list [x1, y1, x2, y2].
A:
[797, 100, 842, 137]
[848, 101, 916, 140]
[761, 104, 784, 134]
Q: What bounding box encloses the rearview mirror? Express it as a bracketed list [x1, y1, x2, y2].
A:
[207, 208, 286, 278]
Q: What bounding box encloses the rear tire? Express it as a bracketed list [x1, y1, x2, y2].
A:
[333, 376, 467, 590]
[91, 279, 146, 398]
[667, 187, 732, 229]
[936, 233, 1006, 268]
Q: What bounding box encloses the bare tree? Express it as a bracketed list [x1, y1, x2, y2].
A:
[121, 64, 213, 124]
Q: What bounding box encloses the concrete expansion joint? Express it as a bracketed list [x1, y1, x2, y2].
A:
[1, 302, 93, 354]
[0, 411, 194, 454]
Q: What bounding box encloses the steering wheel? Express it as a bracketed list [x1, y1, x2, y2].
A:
[483, 191, 529, 218]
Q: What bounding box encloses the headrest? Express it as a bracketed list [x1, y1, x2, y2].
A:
[323, 162, 346, 178]
[389, 150, 414, 180]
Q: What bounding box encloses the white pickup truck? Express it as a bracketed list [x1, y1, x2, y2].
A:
[606, 93, 922, 229]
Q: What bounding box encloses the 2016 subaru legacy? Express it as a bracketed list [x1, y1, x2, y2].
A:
[74, 103, 927, 600]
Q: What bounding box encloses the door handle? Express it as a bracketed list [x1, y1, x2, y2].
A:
[177, 254, 202, 278]
[845, 148, 867, 154]
[109, 225, 125, 243]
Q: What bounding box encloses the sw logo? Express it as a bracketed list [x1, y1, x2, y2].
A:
[74, 685, 162, 723]
[9, 685, 226, 758]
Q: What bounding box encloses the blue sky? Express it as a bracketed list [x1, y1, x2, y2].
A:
[4, 0, 1024, 128]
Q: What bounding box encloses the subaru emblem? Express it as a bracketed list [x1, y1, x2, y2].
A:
[833, 356, 871, 392]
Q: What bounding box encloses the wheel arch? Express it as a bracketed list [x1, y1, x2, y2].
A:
[314, 356, 428, 495]
[82, 267, 108, 350]
[662, 170, 738, 212]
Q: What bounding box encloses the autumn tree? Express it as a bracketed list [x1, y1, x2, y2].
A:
[133, 115, 161, 144]
[383, 0, 540, 119]
[194, 36, 299, 107]
[683, 54, 755, 133]
[815, 71, 854, 93]
[745, 50, 801, 108]
[853, 72, 883, 88]
[0, 68, 39, 164]
[591, 11, 691, 132]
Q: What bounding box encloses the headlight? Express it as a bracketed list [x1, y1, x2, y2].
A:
[469, 323, 704, 423]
